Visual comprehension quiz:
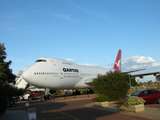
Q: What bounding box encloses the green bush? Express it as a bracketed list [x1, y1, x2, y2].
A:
[93, 72, 130, 101]
[96, 95, 109, 102]
[124, 96, 145, 106]
[0, 84, 25, 96]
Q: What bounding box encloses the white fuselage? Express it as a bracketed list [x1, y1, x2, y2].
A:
[22, 58, 107, 89]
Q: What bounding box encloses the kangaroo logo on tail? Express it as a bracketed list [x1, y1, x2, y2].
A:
[113, 49, 122, 72]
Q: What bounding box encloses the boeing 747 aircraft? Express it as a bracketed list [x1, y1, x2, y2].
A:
[22, 50, 122, 89]
[21, 48, 160, 89]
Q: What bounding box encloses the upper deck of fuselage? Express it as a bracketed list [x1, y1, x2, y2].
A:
[35, 57, 74, 64]
[35, 57, 107, 74]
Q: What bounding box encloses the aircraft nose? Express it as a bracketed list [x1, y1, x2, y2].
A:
[22, 70, 32, 83]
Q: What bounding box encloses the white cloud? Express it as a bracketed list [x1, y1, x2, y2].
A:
[122, 56, 160, 71]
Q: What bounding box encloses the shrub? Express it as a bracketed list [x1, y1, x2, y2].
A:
[120, 96, 145, 112]
[123, 96, 145, 106]
[0, 84, 24, 96]
[93, 72, 130, 101]
[96, 95, 109, 102]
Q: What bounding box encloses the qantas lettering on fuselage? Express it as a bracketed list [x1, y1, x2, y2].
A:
[63, 68, 79, 72]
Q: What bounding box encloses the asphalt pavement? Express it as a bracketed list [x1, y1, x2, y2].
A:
[1, 95, 160, 120]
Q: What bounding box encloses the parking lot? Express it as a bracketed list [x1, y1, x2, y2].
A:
[1, 95, 160, 120]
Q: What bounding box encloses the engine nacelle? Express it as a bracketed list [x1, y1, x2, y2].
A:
[155, 75, 160, 81]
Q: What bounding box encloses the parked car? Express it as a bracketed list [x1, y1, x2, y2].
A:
[23, 93, 30, 101]
[29, 91, 44, 101]
[8, 96, 18, 107]
[131, 89, 160, 104]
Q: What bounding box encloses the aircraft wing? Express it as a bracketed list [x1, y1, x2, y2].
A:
[131, 72, 160, 78]
[128, 66, 160, 81]
[75, 76, 96, 87]
[123, 68, 146, 74]
[83, 76, 96, 86]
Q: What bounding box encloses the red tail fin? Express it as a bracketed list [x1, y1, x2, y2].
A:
[113, 49, 122, 72]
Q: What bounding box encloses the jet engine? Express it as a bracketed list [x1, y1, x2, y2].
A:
[155, 74, 160, 81]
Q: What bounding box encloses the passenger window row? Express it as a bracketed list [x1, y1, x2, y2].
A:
[34, 72, 58, 75]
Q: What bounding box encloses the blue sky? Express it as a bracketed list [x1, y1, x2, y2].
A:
[0, 0, 160, 73]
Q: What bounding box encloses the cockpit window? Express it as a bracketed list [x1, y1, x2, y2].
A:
[36, 59, 47, 62]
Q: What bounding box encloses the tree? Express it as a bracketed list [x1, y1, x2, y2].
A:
[93, 72, 132, 101]
[0, 43, 23, 114]
[0, 43, 15, 84]
[129, 76, 138, 87]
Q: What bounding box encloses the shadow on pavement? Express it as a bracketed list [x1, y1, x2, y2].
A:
[39, 106, 118, 120]
[1, 102, 67, 120]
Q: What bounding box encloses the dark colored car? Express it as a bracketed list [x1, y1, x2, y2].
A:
[8, 96, 18, 107]
[131, 89, 160, 104]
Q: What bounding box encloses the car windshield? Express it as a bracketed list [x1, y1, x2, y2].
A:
[131, 90, 144, 96]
